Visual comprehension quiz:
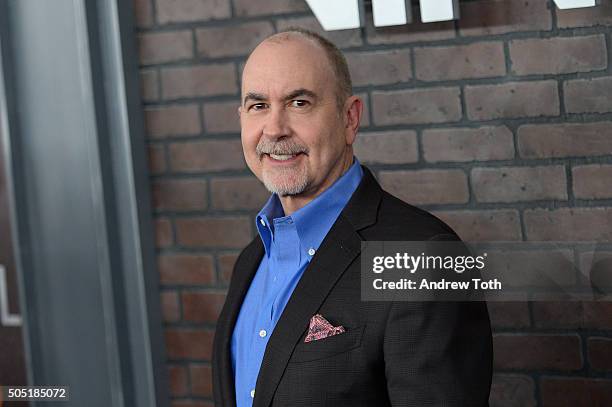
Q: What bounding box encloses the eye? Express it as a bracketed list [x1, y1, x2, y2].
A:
[248, 103, 268, 111]
[290, 100, 310, 108]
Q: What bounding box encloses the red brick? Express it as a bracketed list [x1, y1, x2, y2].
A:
[168, 140, 246, 172]
[210, 177, 269, 210]
[133, 0, 153, 28]
[517, 122, 612, 158]
[582, 251, 612, 301]
[423, 126, 514, 163]
[276, 16, 362, 48]
[433, 210, 522, 241]
[202, 101, 240, 134]
[487, 302, 530, 329]
[524, 208, 612, 241]
[196, 22, 274, 58]
[175, 217, 252, 248]
[580, 250, 612, 281]
[557, 2, 612, 28]
[353, 131, 418, 165]
[588, 337, 612, 371]
[533, 302, 612, 330]
[160, 290, 180, 322]
[233, 0, 306, 16]
[140, 69, 159, 102]
[345, 50, 412, 86]
[415, 42, 505, 81]
[379, 169, 469, 205]
[152, 179, 207, 211]
[372, 87, 461, 125]
[161, 64, 237, 99]
[167, 364, 188, 396]
[485, 249, 576, 289]
[190, 364, 213, 396]
[148, 144, 167, 174]
[510, 35, 607, 76]
[489, 374, 536, 407]
[465, 80, 559, 121]
[583, 302, 612, 329]
[218, 252, 239, 283]
[156, 0, 230, 24]
[138, 31, 193, 65]
[365, 9, 455, 45]
[573, 164, 612, 200]
[237, 59, 246, 80]
[155, 218, 173, 248]
[458, 0, 552, 36]
[158, 254, 215, 285]
[182, 291, 226, 323]
[533, 301, 583, 329]
[471, 165, 567, 203]
[165, 328, 214, 359]
[493, 334, 582, 371]
[540, 377, 612, 407]
[144, 105, 201, 138]
[565, 77, 612, 114]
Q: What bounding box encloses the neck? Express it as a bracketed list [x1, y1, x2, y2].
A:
[279, 153, 354, 216]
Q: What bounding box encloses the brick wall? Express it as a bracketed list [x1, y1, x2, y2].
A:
[132, 0, 612, 406]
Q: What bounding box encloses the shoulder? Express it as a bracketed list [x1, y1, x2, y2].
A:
[360, 190, 460, 241]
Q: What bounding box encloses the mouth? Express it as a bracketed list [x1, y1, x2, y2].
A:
[263, 152, 305, 164]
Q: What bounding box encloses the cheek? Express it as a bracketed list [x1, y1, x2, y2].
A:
[241, 131, 261, 170]
[242, 132, 257, 151]
[308, 127, 345, 156]
[240, 118, 260, 150]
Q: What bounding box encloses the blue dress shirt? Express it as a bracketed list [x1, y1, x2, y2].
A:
[230, 158, 364, 406]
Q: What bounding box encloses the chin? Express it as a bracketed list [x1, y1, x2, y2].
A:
[262, 171, 310, 196]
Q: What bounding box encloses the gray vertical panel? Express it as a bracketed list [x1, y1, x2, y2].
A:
[0, 0, 169, 406]
[3, 0, 121, 404]
[0, 0, 36, 393]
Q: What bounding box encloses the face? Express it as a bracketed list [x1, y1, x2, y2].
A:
[239, 36, 359, 202]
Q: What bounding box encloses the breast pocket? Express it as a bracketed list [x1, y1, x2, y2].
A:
[290, 325, 365, 363]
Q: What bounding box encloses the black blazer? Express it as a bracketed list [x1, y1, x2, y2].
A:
[212, 166, 493, 407]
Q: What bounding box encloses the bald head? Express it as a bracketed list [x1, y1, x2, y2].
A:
[243, 29, 352, 110]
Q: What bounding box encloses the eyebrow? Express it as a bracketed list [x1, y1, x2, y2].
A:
[243, 92, 266, 106]
[243, 88, 318, 106]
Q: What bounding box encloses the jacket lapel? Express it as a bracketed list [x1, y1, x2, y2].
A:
[253, 166, 382, 407]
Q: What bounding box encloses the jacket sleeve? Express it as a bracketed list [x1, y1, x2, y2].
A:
[383, 299, 493, 406]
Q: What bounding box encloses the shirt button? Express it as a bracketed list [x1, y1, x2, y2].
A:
[250, 389, 255, 398]
[308, 248, 316, 256]
[259, 329, 267, 338]
[259, 218, 266, 227]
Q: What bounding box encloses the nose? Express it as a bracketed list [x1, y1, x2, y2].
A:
[262, 105, 289, 140]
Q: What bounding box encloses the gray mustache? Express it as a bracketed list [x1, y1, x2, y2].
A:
[256, 140, 308, 156]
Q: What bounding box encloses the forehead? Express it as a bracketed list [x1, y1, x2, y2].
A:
[241, 37, 336, 98]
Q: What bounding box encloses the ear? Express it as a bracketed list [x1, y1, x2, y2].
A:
[344, 95, 363, 145]
[237, 105, 242, 117]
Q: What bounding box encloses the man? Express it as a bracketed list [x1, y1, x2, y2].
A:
[212, 29, 492, 407]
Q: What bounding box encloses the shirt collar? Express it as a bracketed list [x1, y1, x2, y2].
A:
[255, 191, 283, 256]
[255, 157, 363, 258]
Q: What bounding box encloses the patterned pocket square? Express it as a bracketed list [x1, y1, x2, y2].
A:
[304, 314, 346, 343]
